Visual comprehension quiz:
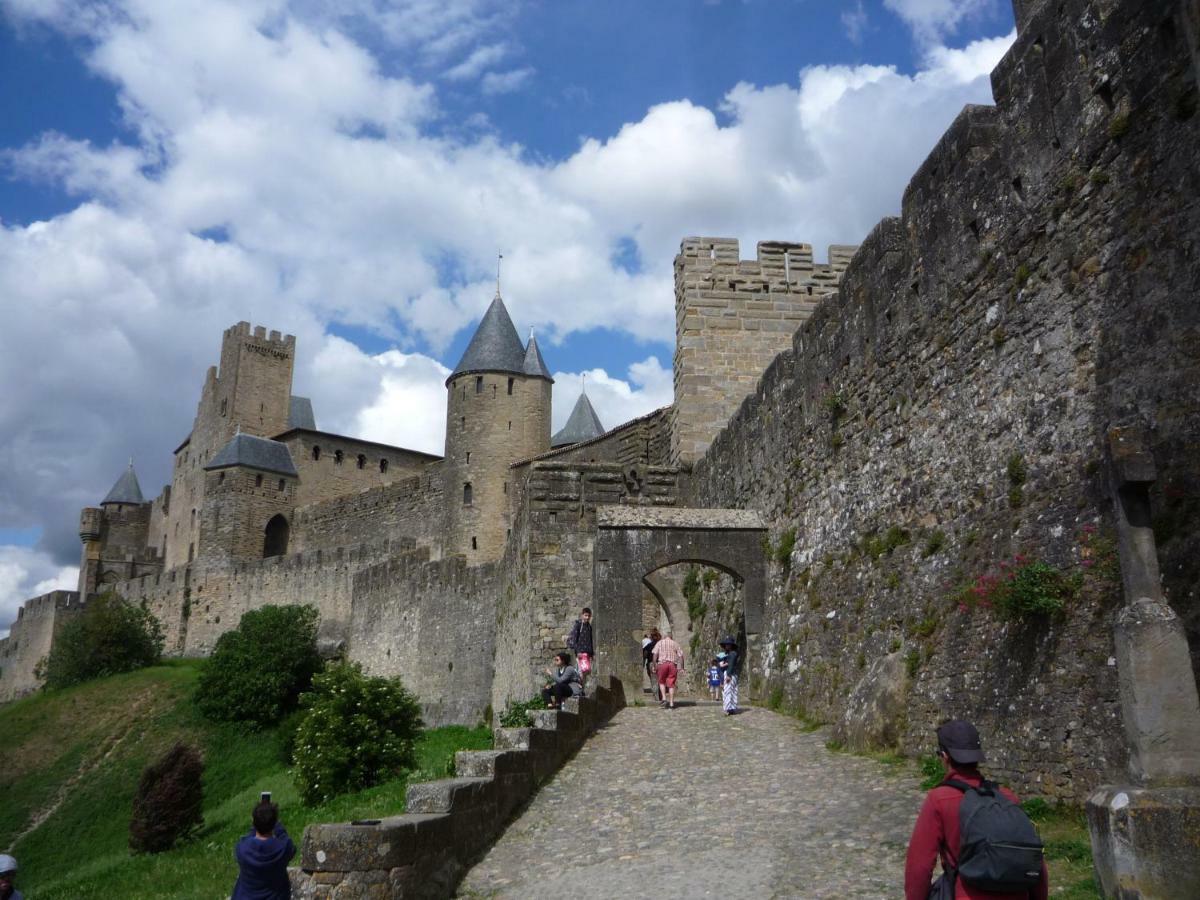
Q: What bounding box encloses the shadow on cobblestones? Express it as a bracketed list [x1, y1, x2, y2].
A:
[459, 700, 924, 898]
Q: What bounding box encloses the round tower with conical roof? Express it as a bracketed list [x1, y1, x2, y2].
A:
[444, 292, 552, 563]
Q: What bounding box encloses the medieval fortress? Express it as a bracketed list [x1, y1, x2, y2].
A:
[3, 0, 1199, 808]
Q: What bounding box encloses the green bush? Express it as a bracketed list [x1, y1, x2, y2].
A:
[498, 696, 544, 728]
[194, 604, 322, 727]
[129, 742, 204, 853]
[43, 592, 164, 689]
[293, 662, 424, 804]
[994, 560, 1077, 619]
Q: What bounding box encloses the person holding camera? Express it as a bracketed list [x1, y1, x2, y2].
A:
[232, 796, 296, 900]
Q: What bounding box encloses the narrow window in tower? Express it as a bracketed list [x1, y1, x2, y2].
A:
[507, 377, 514, 395]
[503, 482, 507, 494]
[466, 451, 471, 464]
[255, 474, 263, 487]
[475, 376, 483, 394]
[471, 536, 477, 550]
[461, 416, 466, 428]
[463, 482, 473, 505]
[218, 472, 225, 484]
[508, 421, 511, 431]
[220, 398, 227, 417]
[356, 454, 366, 469]
[492, 384, 497, 398]
[334, 450, 344, 465]
[312, 446, 321, 461]
[278, 479, 285, 491]
[190, 508, 196, 526]
[380, 459, 389, 473]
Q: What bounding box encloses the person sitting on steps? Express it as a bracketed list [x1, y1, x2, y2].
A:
[541, 652, 583, 709]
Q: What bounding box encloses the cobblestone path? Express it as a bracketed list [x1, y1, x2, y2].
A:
[458, 700, 926, 899]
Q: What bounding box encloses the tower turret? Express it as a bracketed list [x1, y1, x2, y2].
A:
[552, 384, 606, 448]
[444, 293, 552, 563]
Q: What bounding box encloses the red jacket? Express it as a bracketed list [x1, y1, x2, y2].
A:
[904, 766, 1049, 900]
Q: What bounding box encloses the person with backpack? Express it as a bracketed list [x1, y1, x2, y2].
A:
[565, 607, 594, 684]
[904, 720, 1047, 900]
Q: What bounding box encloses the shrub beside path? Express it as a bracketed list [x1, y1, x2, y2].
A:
[458, 701, 925, 898]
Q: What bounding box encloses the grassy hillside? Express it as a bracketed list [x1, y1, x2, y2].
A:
[0, 660, 491, 899]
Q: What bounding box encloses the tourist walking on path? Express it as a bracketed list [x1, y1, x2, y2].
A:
[232, 800, 296, 900]
[0, 854, 24, 900]
[904, 720, 1048, 900]
[718, 636, 740, 715]
[565, 607, 594, 684]
[541, 652, 584, 708]
[651, 630, 684, 708]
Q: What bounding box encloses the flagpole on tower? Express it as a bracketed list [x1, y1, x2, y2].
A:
[497, 251, 503, 296]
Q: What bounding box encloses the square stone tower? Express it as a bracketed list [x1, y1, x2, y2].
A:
[670, 237, 856, 465]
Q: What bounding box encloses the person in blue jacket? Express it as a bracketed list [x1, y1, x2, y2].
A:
[232, 799, 296, 900]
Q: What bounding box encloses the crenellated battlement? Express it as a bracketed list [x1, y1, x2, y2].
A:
[671, 235, 858, 464]
[225, 320, 295, 348]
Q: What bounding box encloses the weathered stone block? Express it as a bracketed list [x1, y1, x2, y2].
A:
[1087, 786, 1200, 899]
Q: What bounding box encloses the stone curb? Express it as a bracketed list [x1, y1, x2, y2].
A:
[290, 675, 626, 899]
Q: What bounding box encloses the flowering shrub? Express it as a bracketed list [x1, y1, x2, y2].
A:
[955, 554, 1079, 619]
[293, 662, 423, 804]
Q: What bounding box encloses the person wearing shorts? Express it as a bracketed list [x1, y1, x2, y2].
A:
[651, 630, 685, 709]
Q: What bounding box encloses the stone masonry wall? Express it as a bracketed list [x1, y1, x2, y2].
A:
[291, 468, 446, 556]
[671, 238, 855, 465]
[491, 461, 681, 714]
[0, 591, 84, 702]
[200, 467, 297, 560]
[684, 0, 1200, 802]
[350, 552, 500, 726]
[278, 430, 437, 507]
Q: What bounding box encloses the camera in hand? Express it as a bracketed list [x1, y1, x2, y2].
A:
[260, 791, 271, 804]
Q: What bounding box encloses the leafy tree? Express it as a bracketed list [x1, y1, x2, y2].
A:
[293, 662, 423, 804]
[43, 591, 164, 689]
[129, 742, 204, 853]
[195, 604, 322, 726]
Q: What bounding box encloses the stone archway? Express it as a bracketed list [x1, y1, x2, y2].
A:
[592, 506, 766, 691]
[263, 514, 290, 558]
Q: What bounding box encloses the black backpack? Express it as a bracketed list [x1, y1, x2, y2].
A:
[943, 779, 1044, 894]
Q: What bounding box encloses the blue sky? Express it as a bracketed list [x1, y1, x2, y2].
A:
[0, 0, 1015, 630]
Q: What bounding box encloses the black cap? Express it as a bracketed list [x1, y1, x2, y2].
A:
[718, 635, 737, 647]
[937, 720, 985, 764]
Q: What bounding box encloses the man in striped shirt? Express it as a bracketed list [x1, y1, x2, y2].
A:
[651, 630, 685, 709]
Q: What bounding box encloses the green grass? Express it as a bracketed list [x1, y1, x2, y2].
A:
[1, 659, 492, 900]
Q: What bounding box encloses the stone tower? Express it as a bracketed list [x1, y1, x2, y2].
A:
[162, 323, 296, 568]
[77, 462, 160, 596]
[444, 293, 552, 563]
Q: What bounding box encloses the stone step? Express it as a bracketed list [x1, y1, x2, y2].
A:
[406, 777, 494, 814]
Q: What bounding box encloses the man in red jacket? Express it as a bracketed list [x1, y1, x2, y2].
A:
[904, 721, 1049, 900]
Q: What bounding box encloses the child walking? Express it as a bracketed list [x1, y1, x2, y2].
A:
[565, 607, 594, 685]
[707, 657, 722, 701]
[718, 636, 740, 715]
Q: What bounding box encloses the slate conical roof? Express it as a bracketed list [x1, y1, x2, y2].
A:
[205, 433, 298, 477]
[102, 463, 145, 505]
[551, 391, 606, 447]
[447, 293, 527, 384]
[522, 333, 553, 382]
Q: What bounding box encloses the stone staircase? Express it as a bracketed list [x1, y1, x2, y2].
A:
[291, 676, 626, 899]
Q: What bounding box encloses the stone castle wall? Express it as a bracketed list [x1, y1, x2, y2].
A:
[291, 467, 446, 555]
[350, 551, 500, 726]
[491, 461, 682, 714]
[278, 430, 437, 507]
[684, 0, 1200, 801]
[0, 591, 84, 702]
[671, 239, 855, 465]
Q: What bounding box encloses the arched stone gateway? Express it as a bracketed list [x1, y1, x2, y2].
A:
[263, 513, 290, 558]
[592, 506, 766, 691]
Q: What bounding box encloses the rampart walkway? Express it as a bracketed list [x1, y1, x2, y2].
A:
[459, 701, 925, 898]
